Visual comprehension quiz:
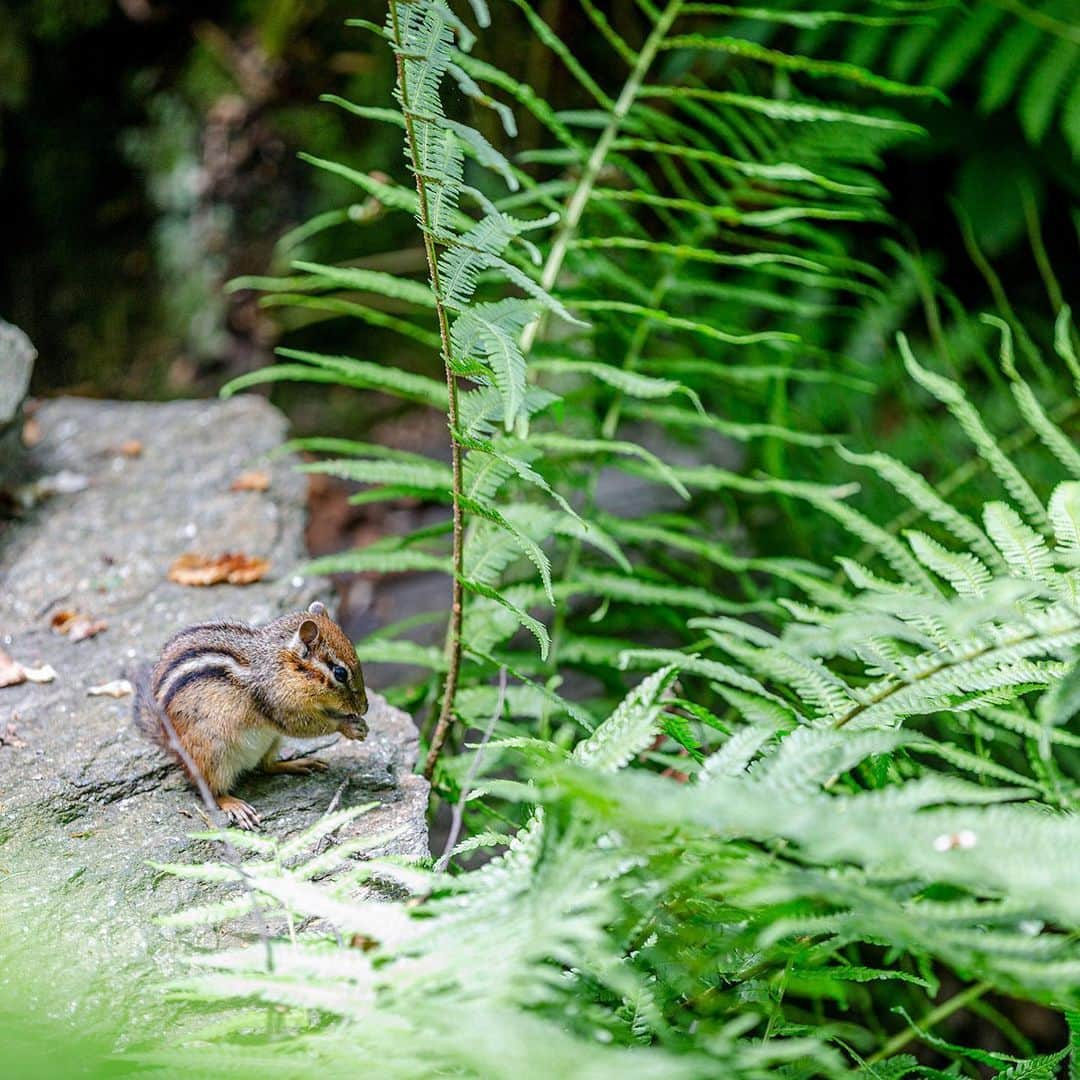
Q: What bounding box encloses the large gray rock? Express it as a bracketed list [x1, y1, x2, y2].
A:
[0, 318, 36, 484]
[0, 318, 35, 423]
[0, 396, 428, 1037]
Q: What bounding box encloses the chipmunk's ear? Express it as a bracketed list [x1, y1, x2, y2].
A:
[308, 600, 326, 616]
[293, 618, 320, 655]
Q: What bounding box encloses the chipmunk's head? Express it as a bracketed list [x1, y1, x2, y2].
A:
[286, 601, 368, 737]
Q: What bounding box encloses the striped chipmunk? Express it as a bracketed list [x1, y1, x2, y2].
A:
[134, 601, 368, 829]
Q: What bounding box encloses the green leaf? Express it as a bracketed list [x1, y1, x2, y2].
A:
[451, 299, 534, 429]
[303, 549, 450, 576]
[256, 347, 447, 408]
[291, 260, 436, 308]
[460, 575, 550, 658]
[574, 666, 678, 772]
[300, 457, 453, 493]
[532, 357, 703, 412]
[660, 35, 946, 100]
[355, 638, 447, 671]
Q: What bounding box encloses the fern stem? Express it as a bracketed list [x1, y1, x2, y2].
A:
[834, 616, 1080, 730]
[539, 2, 684, 666]
[865, 981, 991, 1066]
[519, 0, 684, 358]
[385, 0, 465, 782]
[953, 199, 1050, 386]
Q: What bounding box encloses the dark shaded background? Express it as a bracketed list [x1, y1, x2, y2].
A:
[2, 0, 1076, 411]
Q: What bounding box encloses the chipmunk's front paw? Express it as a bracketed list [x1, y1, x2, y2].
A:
[217, 795, 261, 830]
[339, 717, 369, 741]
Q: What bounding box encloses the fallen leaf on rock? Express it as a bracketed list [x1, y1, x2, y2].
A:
[0, 723, 27, 748]
[0, 650, 25, 688]
[87, 679, 133, 698]
[168, 552, 271, 587]
[230, 470, 270, 492]
[0, 649, 57, 687]
[50, 609, 108, 641]
[117, 439, 143, 458]
[23, 663, 57, 683]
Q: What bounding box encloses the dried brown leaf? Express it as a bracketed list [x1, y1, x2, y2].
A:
[230, 470, 271, 492]
[224, 557, 271, 585]
[50, 609, 108, 641]
[0, 649, 26, 688]
[118, 439, 144, 458]
[168, 552, 271, 587]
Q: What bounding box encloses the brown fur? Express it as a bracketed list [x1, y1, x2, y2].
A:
[133, 602, 368, 828]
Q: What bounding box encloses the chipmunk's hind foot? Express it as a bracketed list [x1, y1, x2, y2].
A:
[217, 794, 261, 830]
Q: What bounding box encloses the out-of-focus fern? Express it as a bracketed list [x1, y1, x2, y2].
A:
[815, 0, 1080, 154]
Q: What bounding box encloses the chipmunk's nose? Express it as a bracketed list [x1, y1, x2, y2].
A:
[353, 685, 369, 717]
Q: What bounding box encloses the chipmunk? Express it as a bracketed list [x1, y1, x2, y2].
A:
[134, 601, 368, 829]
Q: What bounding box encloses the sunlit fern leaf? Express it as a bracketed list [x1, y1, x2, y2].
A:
[573, 665, 679, 773]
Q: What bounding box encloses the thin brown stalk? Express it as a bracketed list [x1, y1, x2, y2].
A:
[384, 2, 465, 782]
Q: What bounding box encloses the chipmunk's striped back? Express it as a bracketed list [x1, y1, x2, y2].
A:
[154, 621, 256, 704]
[135, 621, 260, 745]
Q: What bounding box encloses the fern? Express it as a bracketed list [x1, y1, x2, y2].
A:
[822, 0, 1080, 154]
[138, 1, 1080, 1076]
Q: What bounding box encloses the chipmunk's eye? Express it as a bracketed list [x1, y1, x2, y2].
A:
[332, 665, 349, 685]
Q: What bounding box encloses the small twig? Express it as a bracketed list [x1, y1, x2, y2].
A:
[155, 705, 276, 972]
[435, 667, 507, 873]
[282, 734, 339, 760]
[324, 776, 350, 817]
[312, 777, 352, 859]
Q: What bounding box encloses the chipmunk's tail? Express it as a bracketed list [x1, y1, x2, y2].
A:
[132, 665, 170, 751]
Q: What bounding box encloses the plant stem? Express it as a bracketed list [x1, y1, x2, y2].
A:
[532, 0, 684, 666]
[834, 616, 1080, 729]
[519, 0, 684, 358]
[435, 666, 507, 872]
[865, 981, 991, 1066]
[385, 1, 465, 782]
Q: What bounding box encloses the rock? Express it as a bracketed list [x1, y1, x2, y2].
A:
[0, 318, 35, 424]
[0, 396, 428, 1037]
[0, 319, 36, 484]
